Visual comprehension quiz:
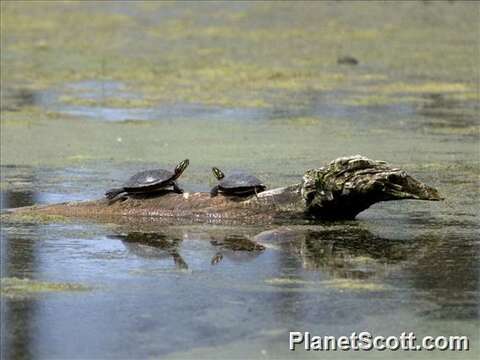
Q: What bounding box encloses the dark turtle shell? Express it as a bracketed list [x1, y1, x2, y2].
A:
[106, 159, 188, 201]
[123, 169, 175, 191]
[218, 172, 265, 190]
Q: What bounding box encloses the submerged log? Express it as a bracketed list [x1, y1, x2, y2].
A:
[11, 155, 442, 222]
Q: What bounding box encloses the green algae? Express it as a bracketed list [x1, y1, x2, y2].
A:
[324, 278, 386, 292]
[341, 94, 423, 107]
[265, 277, 314, 286]
[0, 277, 91, 298]
[265, 277, 386, 292]
[0, 2, 478, 194]
[58, 95, 153, 108]
[2, 2, 478, 110]
[367, 82, 473, 95]
[0, 109, 354, 187]
[1, 211, 70, 224]
[1, 2, 477, 175]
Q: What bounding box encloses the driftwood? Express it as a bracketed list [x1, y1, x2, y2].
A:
[11, 155, 442, 222]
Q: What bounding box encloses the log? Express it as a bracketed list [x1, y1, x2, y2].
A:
[9, 155, 442, 223]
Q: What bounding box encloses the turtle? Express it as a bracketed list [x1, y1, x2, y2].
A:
[105, 159, 189, 203]
[210, 167, 266, 197]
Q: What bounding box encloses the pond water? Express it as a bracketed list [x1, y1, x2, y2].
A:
[1, 2, 478, 359]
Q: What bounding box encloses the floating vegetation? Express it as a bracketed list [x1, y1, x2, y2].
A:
[1, 212, 70, 224]
[265, 277, 386, 292]
[265, 277, 314, 286]
[324, 278, 386, 291]
[1, 277, 91, 299]
[370, 82, 471, 95]
[2, 2, 477, 110]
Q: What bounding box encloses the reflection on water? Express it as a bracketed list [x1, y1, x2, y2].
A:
[257, 227, 411, 278]
[210, 234, 265, 266]
[1, 221, 478, 358]
[1, 1, 479, 357]
[111, 232, 188, 270]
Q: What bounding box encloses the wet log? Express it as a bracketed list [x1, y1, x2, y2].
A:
[10, 155, 442, 222]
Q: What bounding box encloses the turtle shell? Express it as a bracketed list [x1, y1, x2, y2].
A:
[123, 169, 174, 190]
[218, 172, 264, 190]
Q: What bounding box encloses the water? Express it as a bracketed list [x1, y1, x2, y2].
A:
[1, 2, 479, 359]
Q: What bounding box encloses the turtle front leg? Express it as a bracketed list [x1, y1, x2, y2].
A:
[105, 187, 125, 200]
[172, 182, 184, 194]
[105, 187, 128, 205]
[210, 185, 219, 197]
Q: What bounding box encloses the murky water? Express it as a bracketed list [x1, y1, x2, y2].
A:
[1, 2, 479, 359]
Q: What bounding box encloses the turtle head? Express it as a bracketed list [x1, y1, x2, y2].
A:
[174, 159, 189, 177]
[212, 167, 225, 180]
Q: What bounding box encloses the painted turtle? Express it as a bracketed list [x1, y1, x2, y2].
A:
[210, 167, 266, 197]
[105, 159, 189, 203]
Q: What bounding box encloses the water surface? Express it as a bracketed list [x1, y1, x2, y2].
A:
[1, 1, 478, 359]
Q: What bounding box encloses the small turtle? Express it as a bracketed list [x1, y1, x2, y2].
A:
[210, 167, 266, 197]
[105, 159, 189, 203]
